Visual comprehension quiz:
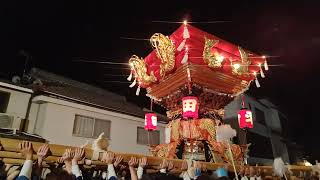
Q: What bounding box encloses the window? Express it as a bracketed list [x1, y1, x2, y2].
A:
[0, 91, 10, 113]
[137, 127, 160, 145]
[73, 115, 111, 139]
[255, 108, 266, 125]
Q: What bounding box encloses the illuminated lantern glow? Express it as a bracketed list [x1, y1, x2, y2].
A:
[182, 96, 199, 119]
[237, 108, 253, 129]
[145, 113, 157, 131]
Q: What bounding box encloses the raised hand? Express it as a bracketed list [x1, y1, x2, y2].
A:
[62, 148, 74, 162]
[37, 144, 49, 165]
[138, 157, 147, 168]
[167, 160, 174, 171]
[62, 148, 73, 174]
[113, 155, 123, 168]
[72, 148, 85, 164]
[202, 163, 207, 172]
[160, 159, 168, 170]
[181, 161, 188, 171]
[19, 141, 34, 160]
[102, 152, 115, 164]
[128, 157, 138, 168]
[57, 157, 64, 164]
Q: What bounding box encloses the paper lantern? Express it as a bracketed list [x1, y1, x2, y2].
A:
[237, 108, 253, 129]
[144, 113, 157, 131]
[182, 96, 199, 119]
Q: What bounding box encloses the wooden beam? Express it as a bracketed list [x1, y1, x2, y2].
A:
[0, 137, 313, 177]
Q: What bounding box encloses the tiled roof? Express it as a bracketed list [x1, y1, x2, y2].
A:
[30, 69, 168, 122]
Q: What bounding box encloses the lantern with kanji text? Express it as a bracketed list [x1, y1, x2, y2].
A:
[182, 96, 199, 119]
[144, 113, 157, 131]
[237, 108, 253, 129]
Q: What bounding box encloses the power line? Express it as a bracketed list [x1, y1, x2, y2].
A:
[152, 20, 232, 24]
[120, 37, 150, 41]
[72, 59, 128, 65]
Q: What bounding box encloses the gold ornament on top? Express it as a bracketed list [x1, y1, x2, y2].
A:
[231, 46, 251, 76]
[129, 55, 157, 85]
[150, 33, 176, 77]
[203, 37, 223, 68]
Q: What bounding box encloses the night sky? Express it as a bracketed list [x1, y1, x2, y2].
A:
[1, 1, 320, 160]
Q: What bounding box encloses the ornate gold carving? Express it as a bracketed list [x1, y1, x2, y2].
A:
[231, 46, 251, 76]
[150, 33, 175, 77]
[203, 37, 223, 68]
[149, 142, 179, 158]
[166, 109, 182, 119]
[170, 119, 181, 142]
[129, 55, 157, 85]
[199, 118, 216, 141]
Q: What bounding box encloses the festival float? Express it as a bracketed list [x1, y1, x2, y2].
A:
[127, 21, 266, 163]
[126, 21, 317, 178]
[0, 22, 317, 179]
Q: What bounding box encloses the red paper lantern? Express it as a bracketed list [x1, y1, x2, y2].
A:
[182, 96, 199, 119]
[145, 113, 157, 131]
[238, 108, 253, 129]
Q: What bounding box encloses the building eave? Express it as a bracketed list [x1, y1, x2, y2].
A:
[0, 82, 33, 94]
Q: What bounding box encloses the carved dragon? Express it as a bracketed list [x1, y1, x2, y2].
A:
[150, 33, 175, 77]
[129, 55, 157, 86]
[231, 46, 251, 76]
[203, 37, 223, 68]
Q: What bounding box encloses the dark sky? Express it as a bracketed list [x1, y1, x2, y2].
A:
[1, 1, 320, 160]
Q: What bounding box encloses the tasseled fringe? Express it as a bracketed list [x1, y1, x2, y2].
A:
[183, 25, 190, 39]
[135, 85, 141, 96]
[127, 70, 133, 81]
[177, 39, 186, 51]
[181, 51, 188, 64]
[255, 77, 261, 88]
[165, 127, 171, 144]
[260, 66, 265, 78]
[129, 78, 136, 88]
[264, 60, 269, 71]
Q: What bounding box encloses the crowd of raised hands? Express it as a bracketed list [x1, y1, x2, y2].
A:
[0, 141, 229, 180]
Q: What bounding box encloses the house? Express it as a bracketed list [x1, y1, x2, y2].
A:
[0, 68, 167, 155]
[224, 95, 291, 165]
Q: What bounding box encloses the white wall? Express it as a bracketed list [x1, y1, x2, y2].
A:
[0, 86, 31, 119]
[29, 96, 166, 155]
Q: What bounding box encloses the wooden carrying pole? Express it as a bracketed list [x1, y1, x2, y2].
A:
[0, 137, 312, 176]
